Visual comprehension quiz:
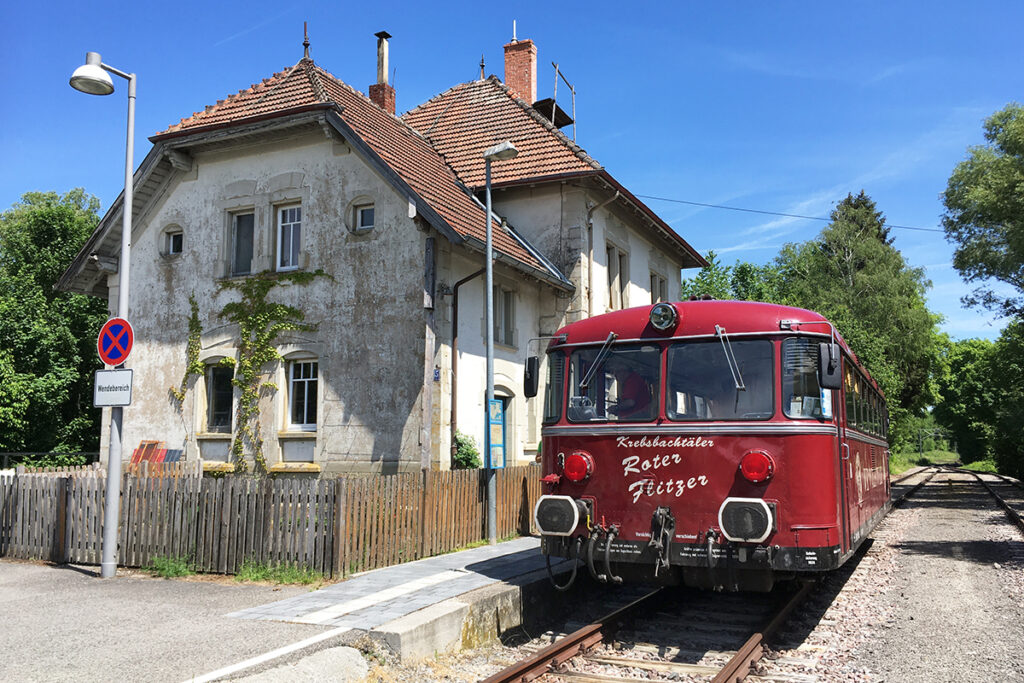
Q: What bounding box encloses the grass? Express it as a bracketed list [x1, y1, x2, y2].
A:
[889, 449, 961, 476]
[960, 458, 999, 473]
[145, 555, 193, 578]
[234, 560, 325, 585]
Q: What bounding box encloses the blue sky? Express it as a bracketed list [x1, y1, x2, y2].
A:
[2, 1, 1021, 340]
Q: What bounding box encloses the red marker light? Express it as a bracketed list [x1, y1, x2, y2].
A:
[740, 450, 775, 483]
[563, 451, 593, 483]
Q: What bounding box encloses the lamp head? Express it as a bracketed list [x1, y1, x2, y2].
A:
[483, 140, 518, 162]
[70, 52, 114, 95]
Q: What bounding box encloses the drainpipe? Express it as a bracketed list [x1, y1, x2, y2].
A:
[585, 191, 620, 318]
[450, 268, 485, 461]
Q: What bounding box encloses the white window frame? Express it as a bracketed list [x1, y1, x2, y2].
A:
[276, 204, 302, 272]
[606, 243, 628, 310]
[493, 285, 516, 348]
[167, 230, 183, 256]
[650, 272, 668, 304]
[204, 364, 234, 434]
[356, 204, 375, 233]
[287, 360, 319, 432]
[230, 211, 255, 277]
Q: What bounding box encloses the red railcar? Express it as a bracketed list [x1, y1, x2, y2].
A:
[528, 300, 891, 591]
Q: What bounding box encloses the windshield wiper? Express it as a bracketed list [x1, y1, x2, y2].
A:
[715, 324, 746, 391]
[580, 332, 617, 392]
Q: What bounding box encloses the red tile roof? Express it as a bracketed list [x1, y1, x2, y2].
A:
[402, 77, 705, 267]
[402, 77, 600, 189]
[153, 60, 558, 281]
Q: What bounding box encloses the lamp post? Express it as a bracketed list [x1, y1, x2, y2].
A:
[482, 141, 518, 545]
[70, 52, 136, 579]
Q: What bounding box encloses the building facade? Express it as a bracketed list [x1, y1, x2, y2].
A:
[59, 34, 706, 475]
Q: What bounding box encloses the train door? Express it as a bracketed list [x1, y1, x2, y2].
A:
[838, 360, 855, 552]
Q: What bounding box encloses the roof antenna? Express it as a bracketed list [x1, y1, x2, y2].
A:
[479, 54, 485, 80]
[303, 21, 310, 59]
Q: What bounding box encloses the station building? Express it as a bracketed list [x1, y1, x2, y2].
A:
[58, 32, 706, 475]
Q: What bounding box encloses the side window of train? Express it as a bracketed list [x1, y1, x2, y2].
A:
[844, 361, 856, 428]
[543, 353, 565, 424]
[782, 338, 832, 420]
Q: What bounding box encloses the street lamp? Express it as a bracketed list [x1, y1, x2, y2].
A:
[482, 140, 518, 545]
[70, 51, 136, 579]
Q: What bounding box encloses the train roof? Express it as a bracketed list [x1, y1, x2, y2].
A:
[551, 299, 883, 396]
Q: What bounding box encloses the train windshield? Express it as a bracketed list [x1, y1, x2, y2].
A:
[666, 340, 774, 420]
[567, 344, 661, 422]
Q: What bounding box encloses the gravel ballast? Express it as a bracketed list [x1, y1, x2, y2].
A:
[850, 471, 1024, 682]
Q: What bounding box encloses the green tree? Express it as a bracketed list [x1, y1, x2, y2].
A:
[774, 192, 941, 451]
[727, 261, 778, 302]
[932, 337, 996, 463]
[680, 251, 733, 300]
[0, 190, 108, 453]
[942, 103, 1024, 317]
[988, 317, 1024, 478]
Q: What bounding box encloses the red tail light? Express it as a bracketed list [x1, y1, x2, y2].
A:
[740, 450, 775, 484]
[563, 451, 594, 483]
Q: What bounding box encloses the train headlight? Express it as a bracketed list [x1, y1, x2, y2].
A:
[739, 450, 775, 484]
[563, 451, 594, 482]
[649, 302, 678, 331]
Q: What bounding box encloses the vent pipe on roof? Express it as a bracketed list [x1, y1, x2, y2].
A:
[369, 31, 396, 115]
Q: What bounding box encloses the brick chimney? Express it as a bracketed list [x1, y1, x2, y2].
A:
[369, 31, 396, 114]
[503, 38, 537, 103]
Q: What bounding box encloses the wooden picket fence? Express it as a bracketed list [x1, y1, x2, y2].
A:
[0, 464, 541, 578]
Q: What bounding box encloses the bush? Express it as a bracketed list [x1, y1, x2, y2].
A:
[146, 556, 192, 578]
[452, 431, 481, 470]
[15, 452, 90, 468]
[235, 560, 323, 585]
[961, 458, 998, 473]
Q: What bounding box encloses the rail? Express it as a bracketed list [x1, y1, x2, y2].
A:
[712, 580, 814, 682]
[480, 588, 662, 683]
[957, 468, 1024, 534]
[891, 466, 939, 506]
[484, 580, 814, 683]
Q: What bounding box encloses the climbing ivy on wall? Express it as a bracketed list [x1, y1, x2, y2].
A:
[217, 270, 328, 474]
[170, 293, 203, 405]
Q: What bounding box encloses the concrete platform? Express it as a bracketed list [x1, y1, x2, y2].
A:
[227, 536, 576, 662]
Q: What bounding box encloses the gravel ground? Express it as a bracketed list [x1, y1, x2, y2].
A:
[851, 471, 1024, 682]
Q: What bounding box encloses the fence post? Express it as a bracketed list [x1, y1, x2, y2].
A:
[333, 478, 346, 578]
[419, 469, 430, 559]
[55, 476, 70, 563]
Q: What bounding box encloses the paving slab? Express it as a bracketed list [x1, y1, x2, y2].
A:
[226, 536, 559, 630]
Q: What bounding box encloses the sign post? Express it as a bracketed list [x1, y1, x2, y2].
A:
[96, 316, 134, 580]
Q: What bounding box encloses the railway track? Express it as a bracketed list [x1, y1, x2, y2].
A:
[956, 467, 1024, 533]
[482, 581, 814, 683]
[890, 465, 940, 504]
[897, 464, 1023, 532]
[485, 467, 1022, 683]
